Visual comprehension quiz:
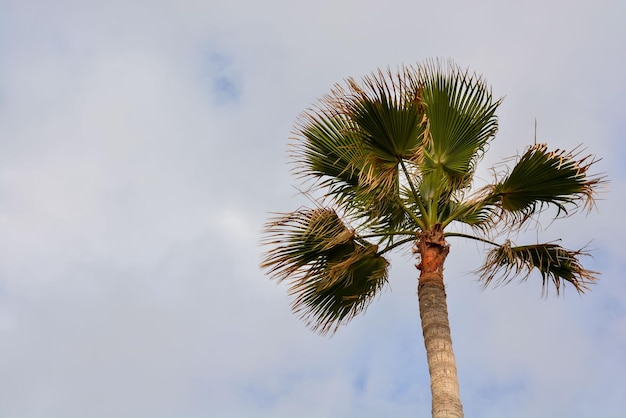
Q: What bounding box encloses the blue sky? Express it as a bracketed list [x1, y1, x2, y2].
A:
[0, 1, 624, 417]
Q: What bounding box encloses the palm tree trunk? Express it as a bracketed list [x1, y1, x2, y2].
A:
[416, 225, 463, 418]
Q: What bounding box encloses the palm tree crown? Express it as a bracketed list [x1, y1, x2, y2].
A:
[262, 60, 601, 332]
[260, 59, 604, 416]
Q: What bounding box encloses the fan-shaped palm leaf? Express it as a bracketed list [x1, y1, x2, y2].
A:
[477, 240, 598, 295]
[342, 68, 426, 161]
[261, 208, 389, 334]
[292, 72, 425, 227]
[489, 144, 603, 222]
[417, 60, 501, 192]
[294, 113, 408, 228]
[294, 111, 362, 196]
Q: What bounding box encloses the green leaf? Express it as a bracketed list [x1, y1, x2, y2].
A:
[294, 111, 362, 195]
[477, 240, 598, 295]
[261, 208, 389, 334]
[293, 90, 414, 227]
[439, 197, 496, 231]
[344, 69, 427, 161]
[418, 60, 501, 191]
[491, 144, 604, 221]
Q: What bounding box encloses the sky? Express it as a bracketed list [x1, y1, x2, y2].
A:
[0, 1, 624, 417]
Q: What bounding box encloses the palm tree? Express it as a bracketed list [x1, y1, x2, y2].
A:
[260, 60, 603, 418]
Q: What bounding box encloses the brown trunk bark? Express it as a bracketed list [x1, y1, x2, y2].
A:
[416, 224, 463, 418]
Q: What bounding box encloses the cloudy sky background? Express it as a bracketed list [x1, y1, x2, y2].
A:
[0, 1, 624, 417]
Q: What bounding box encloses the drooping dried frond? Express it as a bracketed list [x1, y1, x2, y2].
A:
[291, 241, 389, 335]
[261, 208, 389, 334]
[490, 144, 605, 224]
[477, 240, 598, 295]
[261, 208, 353, 280]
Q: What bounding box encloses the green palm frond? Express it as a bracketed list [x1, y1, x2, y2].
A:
[294, 109, 396, 218]
[357, 190, 410, 235]
[490, 144, 604, 222]
[294, 110, 362, 196]
[477, 240, 598, 295]
[439, 198, 497, 231]
[341, 68, 426, 161]
[292, 70, 429, 226]
[417, 60, 501, 191]
[261, 208, 389, 334]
